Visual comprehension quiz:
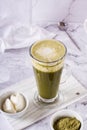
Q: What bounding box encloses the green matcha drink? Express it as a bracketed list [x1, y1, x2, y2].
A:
[30, 39, 66, 103]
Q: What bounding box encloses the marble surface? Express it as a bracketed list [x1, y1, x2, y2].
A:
[32, 0, 87, 24]
[0, 23, 87, 130]
[0, 0, 87, 26]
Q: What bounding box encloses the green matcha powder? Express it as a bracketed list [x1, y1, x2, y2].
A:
[53, 117, 81, 130]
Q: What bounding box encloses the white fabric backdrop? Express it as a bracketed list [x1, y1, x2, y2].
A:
[0, 0, 32, 26]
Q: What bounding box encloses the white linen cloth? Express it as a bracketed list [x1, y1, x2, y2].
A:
[0, 24, 55, 52]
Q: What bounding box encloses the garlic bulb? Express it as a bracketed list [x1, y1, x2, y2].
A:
[10, 93, 26, 112]
[3, 98, 16, 113]
[3, 93, 26, 113]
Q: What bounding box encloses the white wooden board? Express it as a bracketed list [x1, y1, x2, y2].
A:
[0, 75, 87, 130]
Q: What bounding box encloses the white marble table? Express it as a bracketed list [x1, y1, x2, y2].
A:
[0, 23, 87, 130]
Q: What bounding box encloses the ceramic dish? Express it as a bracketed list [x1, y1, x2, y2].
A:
[50, 109, 83, 130]
[0, 91, 29, 118]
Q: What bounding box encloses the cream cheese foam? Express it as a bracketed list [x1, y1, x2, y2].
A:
[30, 39, 66, 72]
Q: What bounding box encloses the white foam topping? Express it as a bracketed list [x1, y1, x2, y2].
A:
[37, 47, 54, 56]
[31, 40, 66, 72]
[36, 47, 57, 62]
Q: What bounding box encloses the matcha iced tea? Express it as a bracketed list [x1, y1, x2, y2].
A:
[30, 39, 66, 103]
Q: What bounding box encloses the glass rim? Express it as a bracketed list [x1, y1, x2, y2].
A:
[29, 39, 67, 64]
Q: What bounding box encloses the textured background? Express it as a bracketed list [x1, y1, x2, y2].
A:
[32, 0, 87, 24]
[0, 0, 87, 25]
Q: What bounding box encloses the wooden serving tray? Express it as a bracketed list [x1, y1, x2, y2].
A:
[0, 75, 87, 130]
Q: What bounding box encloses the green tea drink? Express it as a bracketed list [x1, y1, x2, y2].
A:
[30, 39, 66, 103]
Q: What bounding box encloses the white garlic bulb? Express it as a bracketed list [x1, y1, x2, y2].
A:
[3, 98, 16, 113]
[10, 93, 26, 112]
[3, 93, 26, 113]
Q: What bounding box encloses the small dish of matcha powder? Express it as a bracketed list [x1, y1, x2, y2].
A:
[53, 117, 81, 130]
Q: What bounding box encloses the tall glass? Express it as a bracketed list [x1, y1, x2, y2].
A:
[29, 39, 67, 103]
